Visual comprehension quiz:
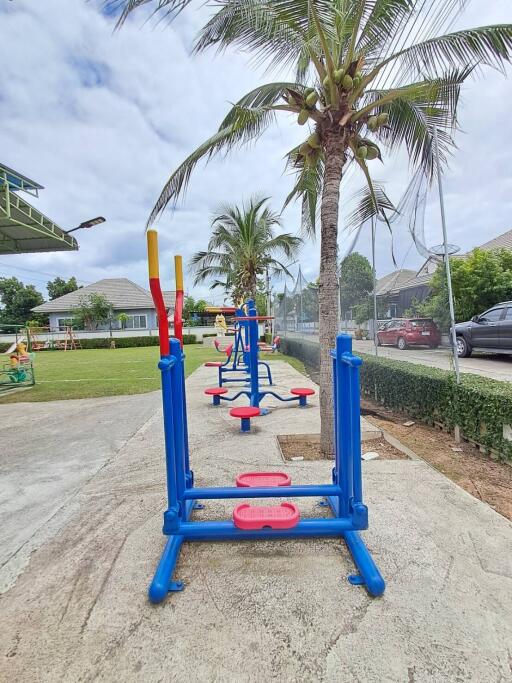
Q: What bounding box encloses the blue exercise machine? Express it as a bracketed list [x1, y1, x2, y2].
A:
[146, 230, 385, 603]
[204, 299, 313, 411]
[207, 305, 272, 387]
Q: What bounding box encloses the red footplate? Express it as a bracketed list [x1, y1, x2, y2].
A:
[233, 503, 300, 530]
[236, 472, 291, 488]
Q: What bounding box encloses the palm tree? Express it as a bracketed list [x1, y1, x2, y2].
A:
[115, 0, 512, 456]
[191, 196, 301, 304]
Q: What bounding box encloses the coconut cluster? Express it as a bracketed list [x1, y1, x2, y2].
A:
[284, 70, 389, 166]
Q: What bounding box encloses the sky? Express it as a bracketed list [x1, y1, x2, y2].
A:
[0, 0, 511, 303]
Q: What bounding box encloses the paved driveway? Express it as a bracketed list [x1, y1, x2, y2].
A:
[284, 333, 512, 382]
[0, 392, 160, 592]
[1, 362, 511, 682]
[353, 339, 512, 382]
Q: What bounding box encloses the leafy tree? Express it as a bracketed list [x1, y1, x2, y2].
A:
[353, 296, 387, 326]
[0, 277, 45, 327]
[195, 299, 208, 312]
[117, 312, 129, 329]
[190, 197, 301, 303]
[339, 252, 373, 318]
[116, 0, 512, 456]
[418, 248, 512, 329]
[74, 293, 112, 331]
[183, 296, 197, 323]
[47, 276, 80, 300]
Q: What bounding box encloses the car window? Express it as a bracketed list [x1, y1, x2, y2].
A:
[505, 307, 512, 321]
[480, 308, 504, 323]
[410, 319, 431, 327]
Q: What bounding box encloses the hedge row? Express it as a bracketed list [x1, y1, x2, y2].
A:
[281, 336, 512, 461]
[0, 342, 11, 353]
[77, 335, 197, 349]
[359, 353, 512, 462]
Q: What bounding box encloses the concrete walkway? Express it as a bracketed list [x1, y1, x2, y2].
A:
[1, 362, 512, 682]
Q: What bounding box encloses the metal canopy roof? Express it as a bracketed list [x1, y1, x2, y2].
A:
[0, 163, 78, 254]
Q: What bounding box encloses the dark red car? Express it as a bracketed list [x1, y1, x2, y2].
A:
[377, 318, 441, 350]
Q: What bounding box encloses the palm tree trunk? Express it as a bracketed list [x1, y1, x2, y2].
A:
[319, 132, 346, 457]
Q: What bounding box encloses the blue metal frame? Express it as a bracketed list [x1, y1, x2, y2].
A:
[149, 332, 385, 604]
[214, 299, 309, 409]
[214, 309, 272, 387]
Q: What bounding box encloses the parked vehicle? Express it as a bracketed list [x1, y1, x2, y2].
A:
[454, 302, 512, 358]
[377, 318, 441, 350]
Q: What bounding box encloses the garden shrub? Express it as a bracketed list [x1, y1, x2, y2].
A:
[0, 342, 11, 353]
[360, 353, 512, 461]
[74, 335, 197, 350]
[281, 336, 512, 461]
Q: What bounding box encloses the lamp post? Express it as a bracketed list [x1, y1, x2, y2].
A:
[64, 216, 106, 234]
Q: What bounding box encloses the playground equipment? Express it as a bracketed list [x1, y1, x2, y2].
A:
[26, 326, 81, 351]
[214, 313, 228, 336]
[0, 340, 35, 391]
[209, 312, 272, 387]
[204, 299, 314, 412]
[174, 256, 184, 346]
[146, 228, 385, 603]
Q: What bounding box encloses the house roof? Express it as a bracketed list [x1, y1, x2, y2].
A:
[377, 228, 512, 297]
[475, 228, 512, 252]
[375, 269, 416, 296]
[32, 278, 176, 313]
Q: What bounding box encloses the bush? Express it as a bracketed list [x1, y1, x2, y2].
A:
[0, 342, 11, 353]
[359, 353, 512, 462]
[281, 337, 319, 369]
[281, 336, 512, 461]
[76, 335, 197, 350]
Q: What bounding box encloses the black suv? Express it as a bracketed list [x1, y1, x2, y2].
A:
[454, 302, 512, 357]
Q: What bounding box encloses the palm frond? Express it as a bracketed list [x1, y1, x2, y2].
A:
[106, 0, 192, 28]
[361, 68, 470, 176]
[345, 179, 398, 232]
[283, 144, 324, 238]
[375, 24, 512, 82]
[147, 104, 277, 225]
[356, 0, 414, 57]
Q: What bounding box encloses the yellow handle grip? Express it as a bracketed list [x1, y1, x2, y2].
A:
[147, 229, 159, 279]
[174, 255, 183, 291]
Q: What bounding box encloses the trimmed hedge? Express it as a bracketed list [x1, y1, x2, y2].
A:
[39, 334, 197, 350]
[281, 337, 320, 370]
[281, 336, 512, 461]
[361, 353, 512, 461]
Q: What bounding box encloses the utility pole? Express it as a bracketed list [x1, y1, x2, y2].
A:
[371, 216, 378, 357]
[433, 125, 460, 384]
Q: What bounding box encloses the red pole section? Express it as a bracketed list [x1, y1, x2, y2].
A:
[174, 255, 184, 347]
[147, 229, 170, 357]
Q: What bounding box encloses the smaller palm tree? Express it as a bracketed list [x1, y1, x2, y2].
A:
[191, 196, 301, 304]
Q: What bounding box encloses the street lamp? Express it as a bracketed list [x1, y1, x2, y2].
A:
[64, 216, 106, 234]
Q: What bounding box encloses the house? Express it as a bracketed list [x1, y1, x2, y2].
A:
[32, 278, 175, 331]
[377, 228, 512, 318]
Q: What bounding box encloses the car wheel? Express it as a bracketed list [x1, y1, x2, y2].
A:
[429, 344, 439, 349]
[397, 337, 407, 351]
[377, 336, 382, 347]
[456, 336, 472, 358]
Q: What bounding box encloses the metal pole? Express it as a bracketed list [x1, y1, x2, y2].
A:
[371, 217, 378, 357]
[433, 126, 460, 384]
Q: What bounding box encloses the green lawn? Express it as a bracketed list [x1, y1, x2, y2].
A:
[0, 345, 305, 404]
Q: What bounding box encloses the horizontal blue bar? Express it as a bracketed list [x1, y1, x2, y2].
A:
[179, 518, 354, 541]
[329, 350, 362, 367]
[183, 484, 342, 500]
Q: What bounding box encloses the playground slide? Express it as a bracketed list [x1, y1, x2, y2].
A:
[3, 339, 27, 354]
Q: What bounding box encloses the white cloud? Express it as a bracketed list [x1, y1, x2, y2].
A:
[0, 0, 511, 303]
